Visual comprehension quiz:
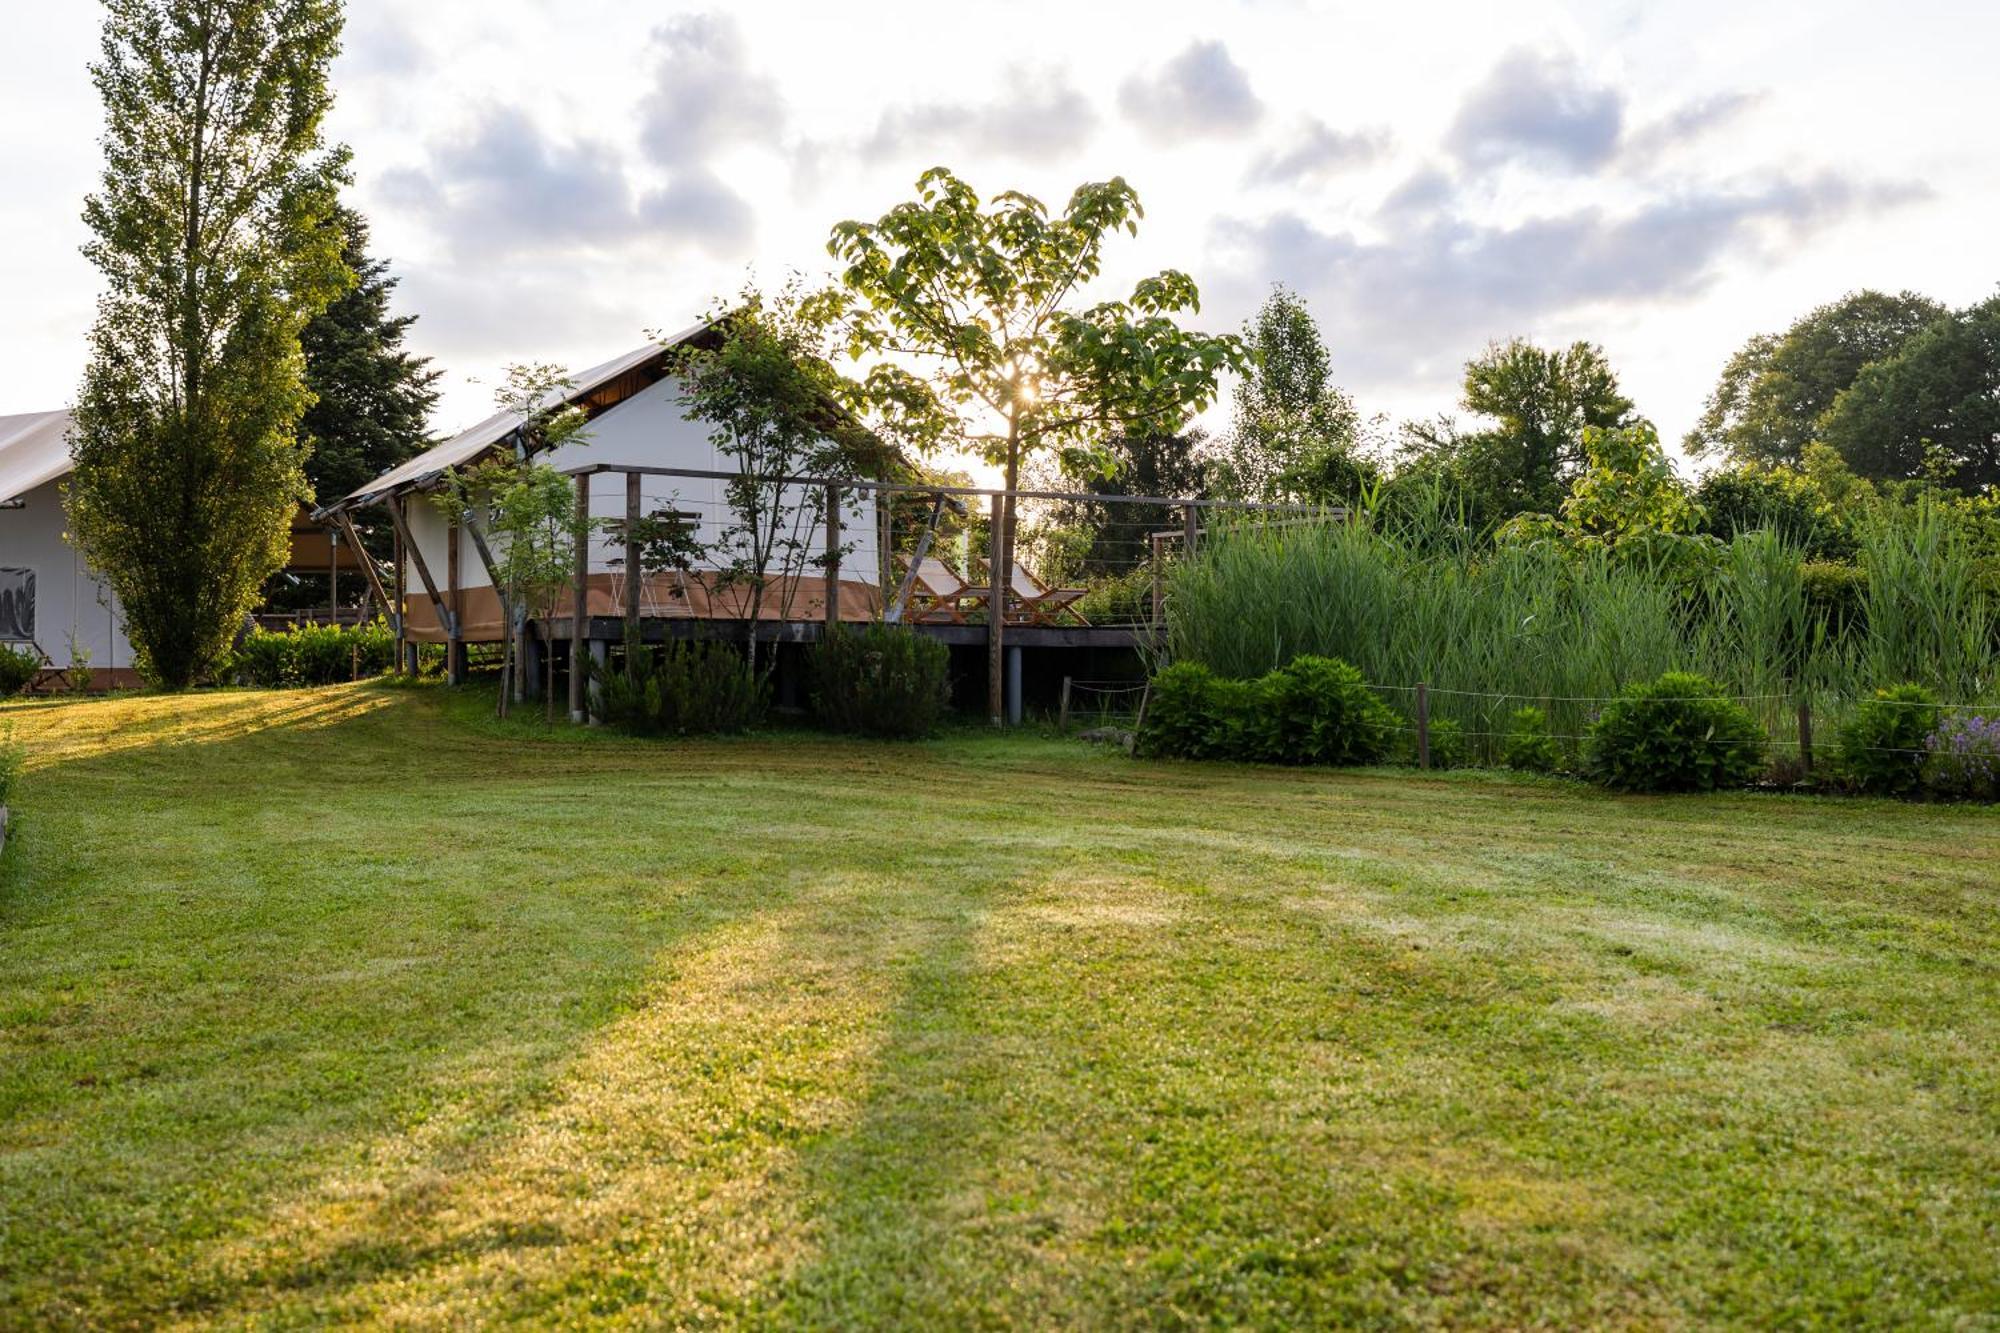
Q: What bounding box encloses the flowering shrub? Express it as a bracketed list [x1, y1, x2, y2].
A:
[1923, 712, 2000, 802]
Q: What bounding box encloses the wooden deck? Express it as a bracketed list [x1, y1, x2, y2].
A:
[537, 615, 1153, 652]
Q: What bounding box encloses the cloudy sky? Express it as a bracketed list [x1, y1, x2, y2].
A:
[3, 0, 1995, 466]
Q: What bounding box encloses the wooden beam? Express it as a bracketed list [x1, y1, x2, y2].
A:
[446, 514, 464, 684]
[336, 511, 391, 613]
[624, 472, 641, 646]
[570, 475, 590, 723]
[386, 497, 453, 641]
[824, 483, 841, 629]
[886, 494, 945, 625]
[987, 492, 1006, 726]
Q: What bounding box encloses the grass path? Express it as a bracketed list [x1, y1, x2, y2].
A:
[0, 684, 1995, 1327]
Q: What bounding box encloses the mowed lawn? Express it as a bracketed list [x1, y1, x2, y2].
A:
[0, 686, 1995, 1329]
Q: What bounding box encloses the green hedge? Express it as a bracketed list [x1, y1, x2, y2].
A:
[0, 646, 38, 697]
[594, 640, 764, 736]
[227, 620, 396, 688]
[1139, 656, 1398, 765]
[811, 625, 951, 739]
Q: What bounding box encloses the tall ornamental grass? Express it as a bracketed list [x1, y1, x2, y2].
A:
[1164, 505, 1996, 764]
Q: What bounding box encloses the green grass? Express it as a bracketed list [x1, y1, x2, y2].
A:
[1, 684, 1996, 1328]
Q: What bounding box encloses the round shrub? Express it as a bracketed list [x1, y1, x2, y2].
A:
[0, 645, 40, 697]
[1921, 711, 2000, 802]
[1252, 655, 1398, 766]
[811, 625, 949, 739]
[1584, 671, 1767, 792]
[1138, 661, 1254, 760]
[1837, 683, 1938, 796]
[596, 640, 764, 736]
[1501, 706, 1562, 773]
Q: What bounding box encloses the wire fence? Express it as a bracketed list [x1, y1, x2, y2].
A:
[1051, 672, 1991, 765]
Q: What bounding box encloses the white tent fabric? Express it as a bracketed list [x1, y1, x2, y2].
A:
[331, 323, 710, 512]
[0, 410, 75, 506]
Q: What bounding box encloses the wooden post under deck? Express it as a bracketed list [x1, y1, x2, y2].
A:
[987, 492, 1006, 725]
[624, 472, 641, 649]
[824, 483, 841, 629]
[446, 514, 464, 685]
[570, 474, 590, 723]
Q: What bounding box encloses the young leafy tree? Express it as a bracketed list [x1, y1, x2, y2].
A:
[1818, 294, 2000, 492]
[818, 169, 1243, 717]
[1403, 339, 1635, 524]
[669, 281, 885, 681]
[1685, 289, 1947, 467]
[67, 0, 350, 688]
[300, 204, 439, 515]
[439, 364, 592, 718]
[1212, 286, 1361, 504]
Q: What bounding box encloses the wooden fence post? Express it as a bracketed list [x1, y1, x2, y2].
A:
[570, 475, 590, 724]
[1797, 698, 1814, 776]
[824, 483, 841, 629]
[1150, 531, 1165, 628]
[1059, 676, 1073, 731]
[1416, 681, 1432, 770]
[1183, 502, 1199, 557]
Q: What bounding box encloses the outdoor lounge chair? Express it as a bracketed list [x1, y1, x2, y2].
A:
[903, 557, 989, 624]
[978, 560, 1089, 626]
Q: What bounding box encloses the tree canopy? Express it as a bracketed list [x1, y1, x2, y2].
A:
[67, 0, 350, 688]
[299, 204, 439, 509]
[1211, 286, 1362, 504]
[817, 169, 1244, 492]
[1685, 289, 1947, 468]
[1402, 339, 1635, 524]
[1819, 294, 2000, 493]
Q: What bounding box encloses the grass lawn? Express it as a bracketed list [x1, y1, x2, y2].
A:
[1, 683, 1995, 1328]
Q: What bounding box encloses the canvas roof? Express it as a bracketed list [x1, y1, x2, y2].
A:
[0, 409, 75, 505]
[328, 322, 712, 514]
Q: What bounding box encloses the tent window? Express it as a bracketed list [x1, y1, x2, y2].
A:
[0, 568, 34, 642]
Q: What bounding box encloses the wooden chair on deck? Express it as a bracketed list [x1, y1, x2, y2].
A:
[904, 558, 989, 624]
[982, 560, 1089, 626]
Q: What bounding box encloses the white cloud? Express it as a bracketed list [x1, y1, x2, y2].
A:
[862, 66, 1097, 164]
[1447, 49, 1624, 172]
[1119, 40, 1263, 141]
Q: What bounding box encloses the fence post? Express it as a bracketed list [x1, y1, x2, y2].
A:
[1059, 676, 1073, 731]
[570, 474, 590, 724]
[624, 471, 641, 650]
[1150, 532, 1165, 627]
[824, 482, 841, 629]
[1797, 698, 1813, 776]
[1183, 502, 1199, 556]
[1416, 681, 1432, 770]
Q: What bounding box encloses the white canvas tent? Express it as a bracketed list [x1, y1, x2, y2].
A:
[325, 327, 891, 659]
[0, 410, 135, 686]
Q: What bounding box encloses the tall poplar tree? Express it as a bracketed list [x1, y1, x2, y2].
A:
[68, 0, 350, 687]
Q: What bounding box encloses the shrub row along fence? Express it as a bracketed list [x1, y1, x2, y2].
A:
[1131, 655, 1998, 800]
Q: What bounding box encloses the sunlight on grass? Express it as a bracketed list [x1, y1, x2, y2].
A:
[1, 686, 1995, 1326]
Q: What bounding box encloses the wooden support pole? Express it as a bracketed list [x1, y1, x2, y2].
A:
[624, 471, 641, 649]
[878, 488, 892, 619]
[1183, 502, 1200, 557]
[1415, 681, 1432, 770]
[391, 518, 407, 666]
[388, 497, 454, 658]
[329, 528, 339, 623]
[337, 511, 391, 615]
[1059, 676, 1072, 731]
[446, 513, 464, 684]
[886, 494, 944, 625]
[570, 474, 590, 724]
[1797, 698, 1814, 776]
[987, 492, 1006, 726]
[824, 483, 842, 629]
[1151, 531, 1165, 627]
